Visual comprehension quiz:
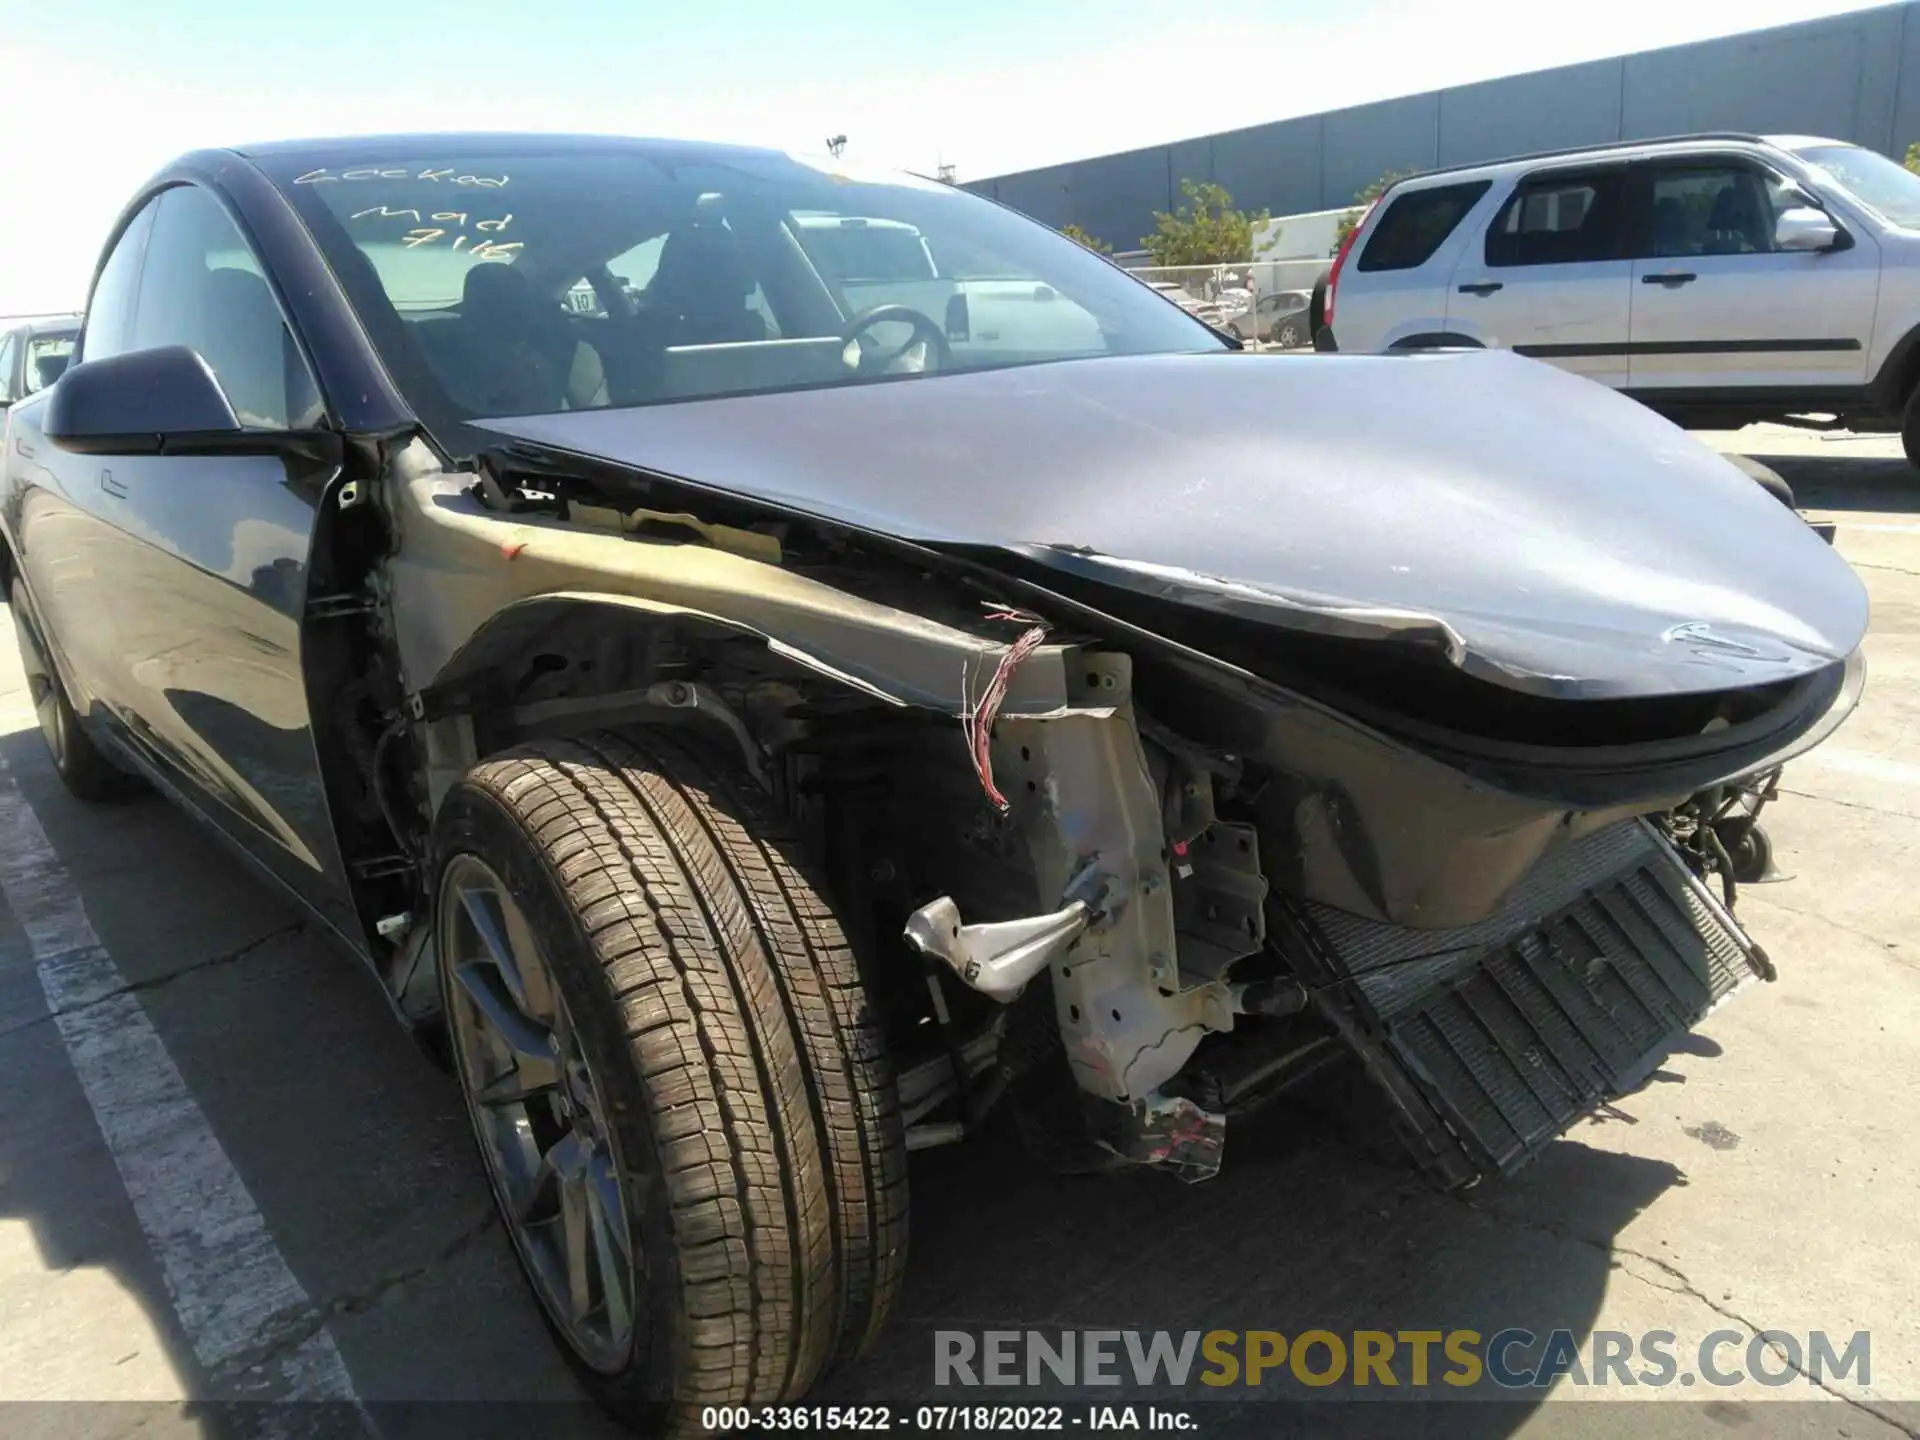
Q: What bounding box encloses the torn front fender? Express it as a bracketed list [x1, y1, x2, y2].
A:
[381, 450, 1083, 725]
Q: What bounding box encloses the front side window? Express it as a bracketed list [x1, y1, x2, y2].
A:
[0, 335, 16, 402]
[1642, 163, 1790, 258]
[1357, 181, 1491, 272]
[1485, 169, 1624, 267]
[264, 146, 1224, 435]
[81, 203, 157, 364]
[131, 186, 322, 430]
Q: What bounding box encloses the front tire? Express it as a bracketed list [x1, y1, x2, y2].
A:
[1903, 385, 1920, 469]
[8, 579, 144, 802]
[432, 729, 906, 1435]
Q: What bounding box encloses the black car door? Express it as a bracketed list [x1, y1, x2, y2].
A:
[61, 183, 357, 932]
[9, 206, 157, 733]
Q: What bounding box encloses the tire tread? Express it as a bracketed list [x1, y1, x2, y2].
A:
[443, 725, 905, 1434]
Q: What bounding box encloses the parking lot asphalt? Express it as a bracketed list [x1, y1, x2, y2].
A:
[0, 426, 1915, 1439]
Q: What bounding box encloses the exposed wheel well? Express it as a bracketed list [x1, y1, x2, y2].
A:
[415, 600, 902, 793]
[404, 600, 1025, 1064]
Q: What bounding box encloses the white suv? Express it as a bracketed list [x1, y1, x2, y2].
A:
[1320, 132, 1920, 464]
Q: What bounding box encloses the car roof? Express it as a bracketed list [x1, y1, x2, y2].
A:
[1394, 131, 1854, 188]
[7, 315, 79, 340]
[1763, 134, 1851, 152]
[227, 132, 793, 168]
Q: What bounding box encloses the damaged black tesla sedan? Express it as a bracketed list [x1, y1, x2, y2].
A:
[0, 133, 1867, 1432]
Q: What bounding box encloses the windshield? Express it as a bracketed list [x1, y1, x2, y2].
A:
[266, 145, 1222, 432]
[1792, 144, 1920, 229]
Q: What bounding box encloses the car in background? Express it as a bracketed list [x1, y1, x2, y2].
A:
[1319, 131, 1920, 465]
[1142, 282, 1225, 328]
[1229, 289, 1312, 347]
[790, 211, 939, 284]
[1212, 280, 1253, 316]
[0, 315, 80, 409]
[787, 212, 1109, 362]
[1147, 278, 1199, 308]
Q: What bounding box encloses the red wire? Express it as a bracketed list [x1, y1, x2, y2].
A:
[965, 622, 1049, 811]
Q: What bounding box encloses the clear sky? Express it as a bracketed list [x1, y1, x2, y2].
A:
[0, 0, 1889, 316]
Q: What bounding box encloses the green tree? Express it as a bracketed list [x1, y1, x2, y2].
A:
[1142, 180, 1270, 267]
[1333, 167, 1417, 251]
[1058, 222, 1112, 253]
[1905, 141, 1920, 175]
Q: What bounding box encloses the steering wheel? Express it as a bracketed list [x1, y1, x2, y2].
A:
[583, 263, 638, 321]
[842, 304, 952, 373]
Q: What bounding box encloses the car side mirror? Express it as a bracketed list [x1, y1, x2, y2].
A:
[1775, 206, 1840, 252]
[45, 345, 312, 458]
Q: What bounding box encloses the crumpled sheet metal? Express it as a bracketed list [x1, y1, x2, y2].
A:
[391, 467, 1086, 721]
[480, 346, 1867, 704]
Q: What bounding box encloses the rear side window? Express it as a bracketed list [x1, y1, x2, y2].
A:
[1485, 169, 1625, 267]
[1357, 181, 1491, 272]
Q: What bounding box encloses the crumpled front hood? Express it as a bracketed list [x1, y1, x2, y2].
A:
[481, 348, 1869, 700]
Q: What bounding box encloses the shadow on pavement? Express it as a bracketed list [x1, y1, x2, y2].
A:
[1736, 441, 1919, 516]
[0, 723, 598, 1437]
[820, 1073, 1683, 1436]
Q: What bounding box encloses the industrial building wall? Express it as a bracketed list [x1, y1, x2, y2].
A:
[967, 0, 1920, 249]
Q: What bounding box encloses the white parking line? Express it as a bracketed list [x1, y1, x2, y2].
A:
[0, 753, 365, 1414]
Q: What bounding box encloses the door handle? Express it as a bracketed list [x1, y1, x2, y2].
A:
[1457, 281, 1504, 296]
[1642, 272, 1697, 287]
[99, 469, 127, 498]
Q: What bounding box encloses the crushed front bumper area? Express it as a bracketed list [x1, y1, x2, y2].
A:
[893, 642, 1774, 1187]
[1279, 820, 1765, 1185]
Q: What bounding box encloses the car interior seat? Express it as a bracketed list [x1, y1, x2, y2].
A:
[1704, 182, 1769, 255]
[30, 352, 69, 390]
[648, 216, 769, 348]
[1652, 196, 1689, 255]
[449, 262, 607, 415]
